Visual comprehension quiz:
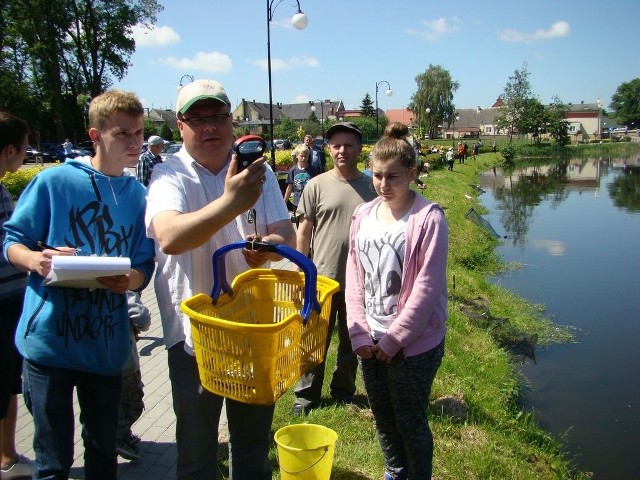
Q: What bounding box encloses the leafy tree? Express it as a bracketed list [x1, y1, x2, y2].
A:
[274, 117, 299, 141]
[160, 123, 173, 140]
[518, 98, 546, 141]
[495, 62, 533, 140]
[360, 93, 375, 118]
[0, 0, 162, 142]
[143, 119, 159, 137]
[610, 78, 640, 127]
[545, 96, 570, 146]
[408, 65, 459, 140]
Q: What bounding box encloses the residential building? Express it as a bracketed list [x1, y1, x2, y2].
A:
[231, 99, 344, 136]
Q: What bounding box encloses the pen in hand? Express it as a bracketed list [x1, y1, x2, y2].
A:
[37, 241, 62, 252]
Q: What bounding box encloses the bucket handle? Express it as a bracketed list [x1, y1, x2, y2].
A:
[210, 240, 321, 324]
[277, 445, 330, 476]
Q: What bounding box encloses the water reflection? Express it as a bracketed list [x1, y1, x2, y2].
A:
[480, 154, 640, 479]
[479, 157, 640, 245]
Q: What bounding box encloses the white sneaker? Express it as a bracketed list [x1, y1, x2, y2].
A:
[1, 454, 32, 479]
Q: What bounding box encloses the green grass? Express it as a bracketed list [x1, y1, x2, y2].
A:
[259, 153, 590, 479]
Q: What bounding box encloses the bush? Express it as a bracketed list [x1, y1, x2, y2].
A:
[2, 166, 44, 199]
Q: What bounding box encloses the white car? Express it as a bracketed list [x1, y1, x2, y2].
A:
[160, 143, 182, 160]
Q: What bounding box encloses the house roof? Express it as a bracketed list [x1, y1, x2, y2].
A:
[233, 99, 344, 123]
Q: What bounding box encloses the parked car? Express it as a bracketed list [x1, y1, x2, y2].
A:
[75, 140, 95, 155]
[39, 142, 65, 161]
[26, 145, 56, 163]
[274, 139, 291, 150]
[160, 142, 182, 160]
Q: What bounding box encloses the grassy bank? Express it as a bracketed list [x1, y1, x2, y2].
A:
[264, 153, 590, 480]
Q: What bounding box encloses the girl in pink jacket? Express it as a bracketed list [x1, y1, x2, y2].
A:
[345, 124, 448, 480]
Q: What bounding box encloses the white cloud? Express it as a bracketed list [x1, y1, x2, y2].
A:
[160, 52, 233, 73]
[294, 94, 311, 103]
[406, 17, 461, 41]
[132, 24, 180, 47]
[249, 56, 319, 71]
[498, 20, 570, 44]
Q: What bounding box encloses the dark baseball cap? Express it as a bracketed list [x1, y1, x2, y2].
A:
[326, 122, 362, 141]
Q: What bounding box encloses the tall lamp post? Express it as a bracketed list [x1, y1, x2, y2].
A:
[375, 80, 393, 137]
[309, 99, 330, 139]
[450, 112, 459, 147]
[267, 0, 308, 169]
[424, 107, 431, 140]
[178, 74, 194, 88]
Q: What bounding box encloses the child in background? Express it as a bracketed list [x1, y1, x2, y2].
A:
[116, 291, 151, 461]
[283, 144, 319, 222]
[345, 123, 448, 480]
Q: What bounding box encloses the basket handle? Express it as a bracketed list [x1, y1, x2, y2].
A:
[210, 241, 321, 324]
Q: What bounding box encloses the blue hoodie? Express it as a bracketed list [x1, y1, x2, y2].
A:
[3, 159, 155, 376]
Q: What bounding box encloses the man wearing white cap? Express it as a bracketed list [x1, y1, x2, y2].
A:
[145, 79, 294, 479]
[136, 135, 164, 186]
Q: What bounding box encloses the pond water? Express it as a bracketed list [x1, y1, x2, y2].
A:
[477, 154, 640, 479]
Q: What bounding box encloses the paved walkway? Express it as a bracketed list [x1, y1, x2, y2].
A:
[14, 256, 295, 479]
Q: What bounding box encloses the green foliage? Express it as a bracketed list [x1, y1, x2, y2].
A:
[1, 166, 45, 199]
[501, 142, 516, 162]
[143, 119, 159, 137]
[408, 64, 459, 140]
[0, 0, 163, 142]
[273, 117, 298, 141]
[610, 77, 640, 127]
[359, 93, 375, 118]
[159, 123, 173, 140]
[495, 62, 533, 140]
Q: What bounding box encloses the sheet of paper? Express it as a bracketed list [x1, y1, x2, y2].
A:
[43, 255, 131, 289]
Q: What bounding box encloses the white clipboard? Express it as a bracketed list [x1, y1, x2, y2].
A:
[43, 255, 131, 289]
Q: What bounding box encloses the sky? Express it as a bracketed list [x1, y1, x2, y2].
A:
[113, 0, 639, 115]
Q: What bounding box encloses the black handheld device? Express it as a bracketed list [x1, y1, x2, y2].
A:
[232, 135, 266, 172]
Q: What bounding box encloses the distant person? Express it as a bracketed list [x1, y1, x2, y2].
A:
[472, 142, 479, 160]
[303, 134, 326, 172]
[283, 144, 319, 214]
[457, 142, 465, 164]
[137, 135, 164, 186]
[292, 122, 376, 415]
[345, 124, 448, 480]
[3, 91, 156, 479]
[492, 140, 497, 153]
[63, 138, 73, 157]
[446, 146, 455, 171]
[0, 112, 32, 480]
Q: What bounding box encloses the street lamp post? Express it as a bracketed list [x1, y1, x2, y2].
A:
[375, 80, 393, 137]
[451, 112, 459, 147]
[309, 99, 330, 139]
[178, 74, 194, 88]
[267, 0, 308, 169]
[424, 107, 431, 140]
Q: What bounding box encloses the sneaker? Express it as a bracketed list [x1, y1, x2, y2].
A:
[1, 454, 32, 479]
[291, 402, 314, 416]
[116, 436, 141, 461]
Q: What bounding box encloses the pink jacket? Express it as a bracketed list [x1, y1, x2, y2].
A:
[345, 194, 448, 358]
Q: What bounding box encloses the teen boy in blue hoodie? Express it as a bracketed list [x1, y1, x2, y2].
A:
[3, 90, 155, 479]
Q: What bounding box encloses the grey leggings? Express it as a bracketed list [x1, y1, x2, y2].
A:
[360, 340, 445, 480]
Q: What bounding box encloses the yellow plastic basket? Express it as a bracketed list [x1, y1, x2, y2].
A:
[181, 242, 339, 405]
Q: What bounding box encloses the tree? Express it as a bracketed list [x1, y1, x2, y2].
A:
[610, 78, 640, 127]
[495, 62, 533, 141]
[360, 93, 375, 118]
[0, 0, 163, 142]
[407, 65, 459, 140]
[545, 96, 570, 146]
[274, 117, 299, 141]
